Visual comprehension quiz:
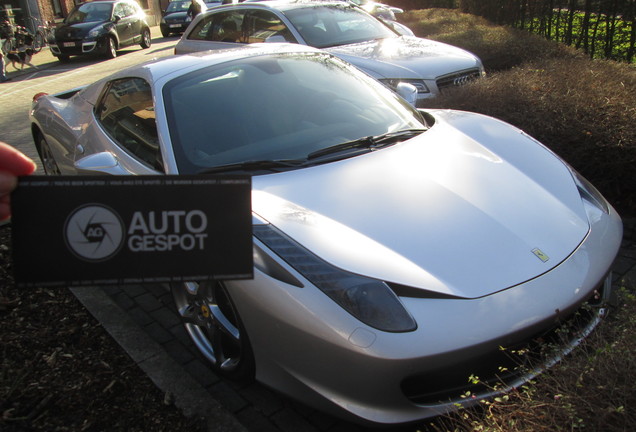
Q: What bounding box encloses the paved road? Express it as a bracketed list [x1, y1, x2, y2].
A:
[3, 28, 636, 432]
[0, 27, 176, 166]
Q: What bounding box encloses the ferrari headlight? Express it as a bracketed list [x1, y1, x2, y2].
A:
[380, 78, 430, 94]
[569, 167, 609, 214]
[253, 225, 417, 332]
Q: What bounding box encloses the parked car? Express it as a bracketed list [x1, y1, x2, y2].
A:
[161, 0, 224, 37]
[247, 0, 416, 34]
[160, 0, 192, 37]
[30, 43, 622, 425]
[49, 0, 151, 62]
[174, 0, 484, 101]
[348, 0, 403, 21]
[250, 0, 405, 21]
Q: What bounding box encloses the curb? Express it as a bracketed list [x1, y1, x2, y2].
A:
[71, 286, 248, 432]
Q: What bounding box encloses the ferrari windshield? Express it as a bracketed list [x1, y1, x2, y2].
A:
[66, 3, 113, 24]
[163, 52, 425, 174]
[284, 5, 396, 48]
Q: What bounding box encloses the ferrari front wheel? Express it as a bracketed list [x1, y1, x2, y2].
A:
[172, 281, 255, 380]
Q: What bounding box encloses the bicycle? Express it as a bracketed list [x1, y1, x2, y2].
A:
[0, 20, 15, 55]
[24, 16, 54, 54]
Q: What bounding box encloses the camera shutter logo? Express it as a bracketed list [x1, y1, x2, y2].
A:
[64, 205, 125, 261]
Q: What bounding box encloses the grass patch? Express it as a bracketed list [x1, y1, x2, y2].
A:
[426, 287, 636, 432]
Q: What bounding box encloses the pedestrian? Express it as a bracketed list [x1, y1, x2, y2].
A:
[0, 51, 10, 82]
[0, 18, 12, 82]
[187, 0, 206, 20]
[0, 141, 37, 221]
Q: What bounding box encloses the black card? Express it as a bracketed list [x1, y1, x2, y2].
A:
[11, 175, 253, 288]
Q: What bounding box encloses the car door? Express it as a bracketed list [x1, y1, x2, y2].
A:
[124, 2, 144, 45]
[178, 8, 248, 52]
[79, 77, 163, 174]
[177, 8, 297, 54]
[113, 2, 135, 47]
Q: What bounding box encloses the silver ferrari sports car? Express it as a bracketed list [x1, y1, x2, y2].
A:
[30, 44, 622, 425]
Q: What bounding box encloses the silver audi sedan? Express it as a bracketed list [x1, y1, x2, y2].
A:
[174, 0, 485, 101]
[30, 44, 622, 425]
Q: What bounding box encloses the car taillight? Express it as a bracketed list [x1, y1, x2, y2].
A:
[33, 92, 48, 102]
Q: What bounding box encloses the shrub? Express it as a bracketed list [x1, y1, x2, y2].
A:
[400, 9, 636, 215]
[399, 9, 583, 71]
[397, 10, 636, 431]
[425, 289, 636, 432]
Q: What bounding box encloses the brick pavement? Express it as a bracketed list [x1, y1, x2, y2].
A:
[98, 282, 361, 432]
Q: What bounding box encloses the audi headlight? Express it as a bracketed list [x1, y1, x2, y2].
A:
[380, 79, 430, 94]
[253, 225, 417, 332]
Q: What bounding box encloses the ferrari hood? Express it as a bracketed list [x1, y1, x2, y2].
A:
[325, 36, 482, 80]
[252, 110, 591, 299]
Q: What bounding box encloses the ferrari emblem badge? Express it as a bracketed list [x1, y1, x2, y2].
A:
[532, 248, 549, 263]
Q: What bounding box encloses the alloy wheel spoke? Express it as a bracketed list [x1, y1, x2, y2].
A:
[178, 304, 199, 326]
[219, 356, 239, 371]
[210, 327, 227, 367]
[210, 305, 240, 343]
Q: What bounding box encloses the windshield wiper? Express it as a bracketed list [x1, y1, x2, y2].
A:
[198, 159, 307, 174]
[307, 128, 426, 161]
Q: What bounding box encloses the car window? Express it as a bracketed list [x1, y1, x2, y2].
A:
[285, 5, 395, 48]
[129, 2, 142, 15]
[114, 3, 126, 18]
[188, 9, 295, 43]
[188, 10, 247, 42]
[67, 3, 113, 24]
[96, 78, 163, 171]
[115, 2, 136, 18]
[241, 10, 295, 44]
[166, 1, 189, 13]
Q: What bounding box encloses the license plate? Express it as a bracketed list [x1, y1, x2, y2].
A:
[169, 24, 181, 28]
[63, 42, 75, 47]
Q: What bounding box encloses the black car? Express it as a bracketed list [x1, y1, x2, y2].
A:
[159, 0, 191, 37]
[50, 0, 151, 62]
[160, 0, 222, 38]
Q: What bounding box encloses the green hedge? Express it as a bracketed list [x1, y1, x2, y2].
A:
[399, 9, 636, 215]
